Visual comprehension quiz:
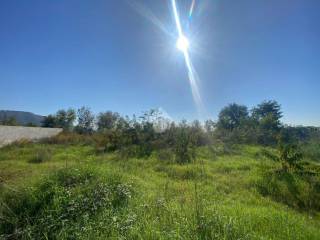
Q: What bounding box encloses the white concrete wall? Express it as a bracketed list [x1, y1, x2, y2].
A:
[0, 126, 62, 147]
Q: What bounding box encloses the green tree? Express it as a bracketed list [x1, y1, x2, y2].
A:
[97, 111, 120, 131]
[204, 119, 215, 133]
[190, 120, 208, 146]
[75, 107, 95, 134]
[216, 103, 249, 131]
[55, 108, 76, 131]
[42, 115, 57, 128]
[252, 100, 282, 129]
[252, 100, 283, 145]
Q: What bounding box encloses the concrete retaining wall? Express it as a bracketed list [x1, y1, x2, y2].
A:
[0, 126, 62, 147]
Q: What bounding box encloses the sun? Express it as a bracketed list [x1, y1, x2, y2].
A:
[176, 35, 189, 52]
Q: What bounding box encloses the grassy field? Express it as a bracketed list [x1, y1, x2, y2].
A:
[0, 142, 319, 239]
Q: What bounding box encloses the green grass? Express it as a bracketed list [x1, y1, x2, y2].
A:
[0, 143, 319, 239]
[302, 141, 320, 163]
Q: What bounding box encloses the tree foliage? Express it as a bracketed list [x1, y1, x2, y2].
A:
[55, 109, 76, 131]
[39, 100, 319, 162]
[75, 107, 95, 134]
[252, 100, 283, 145]
[42, 109, 76, 130]
[97, 111, 121, 131]
[42, 115, 56, 128]
[216, 103, 249, 131]
[214, 100, 283, 145]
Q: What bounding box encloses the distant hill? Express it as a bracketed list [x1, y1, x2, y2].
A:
[0, 110, 44, 126]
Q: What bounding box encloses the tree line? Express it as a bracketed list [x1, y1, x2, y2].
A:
[41, 100, 319, 144]
[1, 100, 318, 167]
[38, 100, 320, 164]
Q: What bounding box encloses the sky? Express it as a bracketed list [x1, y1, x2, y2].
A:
[0, 0, 319, 126]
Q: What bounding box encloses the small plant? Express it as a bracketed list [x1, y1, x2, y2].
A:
[174, 124, 196, 164]
[257, 169, 320, 212]
[278, 143, 303, 172]
[28, 149, 52, 163]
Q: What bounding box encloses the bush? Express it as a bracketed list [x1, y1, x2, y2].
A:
[42, 132, 95, 146]
[173, 124, 196, 164]
[92, 133, 109, 154]
[279, 143, 303, 171]
[301, 141, 320, 162]
[0, 167, 133, 239]
[257, 170, 320, 212]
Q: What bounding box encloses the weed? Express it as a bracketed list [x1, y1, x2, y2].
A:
[279, 143, 303, 171]
[28, 148, 52, 163]
[0, 167, 133, 239]
[256, 169, 320, 212]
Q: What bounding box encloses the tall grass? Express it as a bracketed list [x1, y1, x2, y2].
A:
[302, 141, 320, 162]
[0, 142, 320, 239]
[0, 167, 132, 239]
[256, 169, 320, 212]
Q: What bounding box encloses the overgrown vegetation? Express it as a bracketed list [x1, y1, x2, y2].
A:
[0, 143, 319, 239]
[28, 148, 52, 163]
[1, 100, 320, 239]
[0, 167, 132, 239]
[257, 169, 320, 213]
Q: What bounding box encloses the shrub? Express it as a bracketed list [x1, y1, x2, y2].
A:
[0, 167, 133, 239]
[92, 133, 109, 154]
[257, 170, 320, 212]
[279, 143, 303, 171]
[173, 124, 196, 164]
[301, 141, 320, 162]
[42, 132, 94, 145]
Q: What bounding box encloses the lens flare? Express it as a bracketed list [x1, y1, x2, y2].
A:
[189, 0, 196, 19]
[171, 0, 204, 112]
[176, 35, 189, 52]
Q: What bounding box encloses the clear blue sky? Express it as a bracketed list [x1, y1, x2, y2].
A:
[0, 0, 319, 126]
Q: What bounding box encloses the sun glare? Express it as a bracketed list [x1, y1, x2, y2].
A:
[176, 35, 189, 52]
